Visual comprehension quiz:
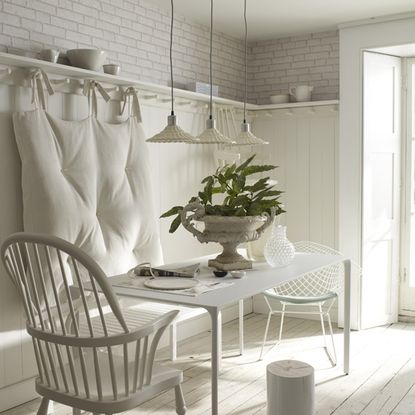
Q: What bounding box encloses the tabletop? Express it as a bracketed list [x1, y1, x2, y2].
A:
[107, 252, 345, 310]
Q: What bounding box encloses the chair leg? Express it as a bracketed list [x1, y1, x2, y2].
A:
[326, 312, 337, 365]
[170, 323, 177, 361]
[37, 398, 49, 415]
[259, 311, 272, 360]
[175, 384, 187, 415]
[278, 303, 286, 343]
[72, 409, 81, 415]
[318, 304, 327, 348]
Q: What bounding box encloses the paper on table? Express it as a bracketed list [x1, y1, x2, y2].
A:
[112, 276, 233, 297]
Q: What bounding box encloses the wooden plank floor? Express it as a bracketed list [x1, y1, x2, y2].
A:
[3, 313, 415, 415]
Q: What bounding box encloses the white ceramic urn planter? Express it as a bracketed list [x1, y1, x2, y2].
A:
[181, 201, 275, 270]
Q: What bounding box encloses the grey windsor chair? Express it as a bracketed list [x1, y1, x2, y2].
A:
[1, 232, 186, 414]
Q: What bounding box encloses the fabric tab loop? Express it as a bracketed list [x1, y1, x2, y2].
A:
[29, 68, 54, 110]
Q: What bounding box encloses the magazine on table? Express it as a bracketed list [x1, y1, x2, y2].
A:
[129, 262, 200, 278]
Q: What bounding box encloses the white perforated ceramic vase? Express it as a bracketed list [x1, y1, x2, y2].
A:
[264, 224, 295, 267]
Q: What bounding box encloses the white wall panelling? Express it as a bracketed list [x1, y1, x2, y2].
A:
[249, 104, 339, 320]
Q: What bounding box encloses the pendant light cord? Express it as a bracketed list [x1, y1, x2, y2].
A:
[170, 0, 174, 115]
[209, 0, 213, 119]
[243, 0, 247, 123]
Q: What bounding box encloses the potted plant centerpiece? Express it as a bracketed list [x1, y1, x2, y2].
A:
[161, 155, 285, 270]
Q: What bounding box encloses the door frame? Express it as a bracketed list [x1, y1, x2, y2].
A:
[399, 57, 415, 317]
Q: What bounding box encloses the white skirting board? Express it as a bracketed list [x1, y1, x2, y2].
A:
[0, 298, 252, 412]
[0, 377, 38, 412]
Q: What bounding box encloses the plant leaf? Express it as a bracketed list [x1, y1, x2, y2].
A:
[160, 206, 183, 218]
[254, 189, 283, 200]
[169, 214, 182, 233]
[245, 178, 269, 192]
[243, 164, 276, 176]
[235, 154, 256, 172]
[234, 207, 246, 216]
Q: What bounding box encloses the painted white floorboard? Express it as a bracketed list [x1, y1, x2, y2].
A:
[2, 314, 415, 415]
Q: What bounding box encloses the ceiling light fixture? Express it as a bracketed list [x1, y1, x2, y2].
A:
[234, 0, 268, 146]
[196, 0, 235, 144]
[147, 0, 195, 143]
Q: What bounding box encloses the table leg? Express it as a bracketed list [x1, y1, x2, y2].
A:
[239, 299, 244, 355]
[343, 259, 351, 374]
[218, 309, 222, 372]
[208, 307, 221, 415]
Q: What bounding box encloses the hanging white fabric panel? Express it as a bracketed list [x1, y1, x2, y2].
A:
[12, 109, 163, 276]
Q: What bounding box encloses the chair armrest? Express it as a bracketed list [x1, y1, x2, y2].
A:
[27, 309, 179, 348]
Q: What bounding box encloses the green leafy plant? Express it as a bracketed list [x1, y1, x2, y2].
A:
[161, 155, 285, 233]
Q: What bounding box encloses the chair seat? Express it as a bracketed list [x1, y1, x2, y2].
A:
[79, 301, 204, 338]
[264, 290, 337, 304]
[36, 349, 182, 413]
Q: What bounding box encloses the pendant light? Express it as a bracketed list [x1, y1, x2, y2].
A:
[196, 0, 235, 144]
[147, 0, 195, 143]
[234, 0, 268, 145]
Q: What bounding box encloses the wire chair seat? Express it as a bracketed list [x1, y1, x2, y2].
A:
[264, 289, 337, 305]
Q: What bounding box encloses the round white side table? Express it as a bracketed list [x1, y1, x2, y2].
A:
[267, 360, 314, 415]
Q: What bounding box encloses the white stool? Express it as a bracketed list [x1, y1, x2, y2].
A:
[267, 360, 314, 415]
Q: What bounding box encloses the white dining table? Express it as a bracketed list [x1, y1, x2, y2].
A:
[107, 253, 351, 415]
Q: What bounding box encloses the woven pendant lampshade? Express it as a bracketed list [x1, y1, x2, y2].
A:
[196, 0, 235, 145]
[235, 121, 269, 145]
[234, 0, 268, 146]
[147, 0, 195, 143]
[197, 117, 235, 144]
[147, 114, 195, 143]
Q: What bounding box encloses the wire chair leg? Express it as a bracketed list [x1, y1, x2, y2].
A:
[318, 303, 327, 348]
[278, 303, 286, 343]
[327, 311, 337, 366]
[259, 311, 272, 360]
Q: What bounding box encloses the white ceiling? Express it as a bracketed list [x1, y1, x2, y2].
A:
[151, 0, 415, 40]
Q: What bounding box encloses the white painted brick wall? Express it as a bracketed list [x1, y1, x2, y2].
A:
[248, 30, 339, 104]
[0, 0, 246, 101]
[0, 0, 339, 104]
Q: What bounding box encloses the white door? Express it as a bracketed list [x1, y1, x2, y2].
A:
[361, 51, 401, 329]
[400, 58, 415, 315]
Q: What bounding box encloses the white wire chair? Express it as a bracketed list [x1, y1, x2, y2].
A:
[260, 241, 345, 365]
[1, 232, 187, 415]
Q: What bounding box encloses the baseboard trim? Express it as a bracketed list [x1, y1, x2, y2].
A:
[399, 314, 415, 323]
[0, 377, 38, 412]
